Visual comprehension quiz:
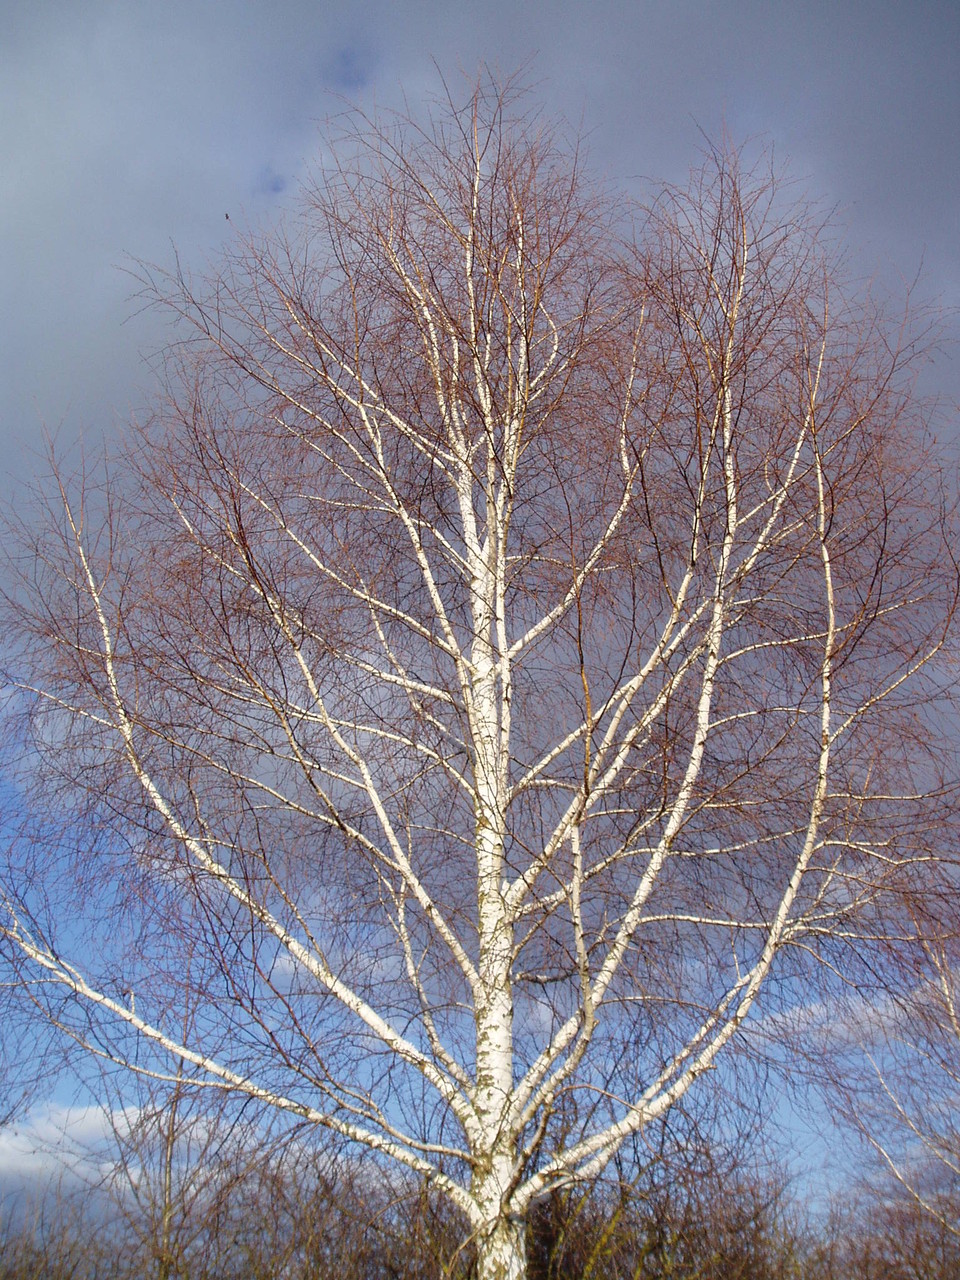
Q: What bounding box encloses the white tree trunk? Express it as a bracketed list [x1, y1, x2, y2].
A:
[475, 1208, 526, 1280]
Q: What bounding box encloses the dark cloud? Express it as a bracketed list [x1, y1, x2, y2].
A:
[2, 0, 957, 493]
[255, 164, 289, 197]
[326, 43, 375, 92]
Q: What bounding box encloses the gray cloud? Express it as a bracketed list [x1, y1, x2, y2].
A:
[3, 0, 957, 491]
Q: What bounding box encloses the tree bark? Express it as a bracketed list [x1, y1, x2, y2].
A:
[475, 1211, 527, 1280]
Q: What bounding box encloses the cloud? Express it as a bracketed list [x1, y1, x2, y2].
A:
[0, 1100, 138, 1204]
[3, 1, 957, 501]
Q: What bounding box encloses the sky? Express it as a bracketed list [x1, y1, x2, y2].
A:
[1, 0, 958, 1207]
[2, 0, 958, 497]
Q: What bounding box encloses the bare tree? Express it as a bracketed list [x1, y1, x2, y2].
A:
[817, 905, 960, 1238]
[88, 1063, 263, 1280]
[1, 77, 957, 1280]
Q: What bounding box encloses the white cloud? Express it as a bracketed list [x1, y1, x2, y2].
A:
[0, 1100, 137, 1197]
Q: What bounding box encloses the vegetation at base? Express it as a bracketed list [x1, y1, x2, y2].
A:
[2, 1148, 958, 1280]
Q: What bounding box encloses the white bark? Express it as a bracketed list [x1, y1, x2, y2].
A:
[475, 1210, 526, 1280]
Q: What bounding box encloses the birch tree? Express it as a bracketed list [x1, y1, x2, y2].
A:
[2, 81, 957, 1280]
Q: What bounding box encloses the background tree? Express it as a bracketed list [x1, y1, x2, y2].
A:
[91, 1064, 263, 1280]
[814, 905, 960, 1239]
[1, 77, 956, 1280]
